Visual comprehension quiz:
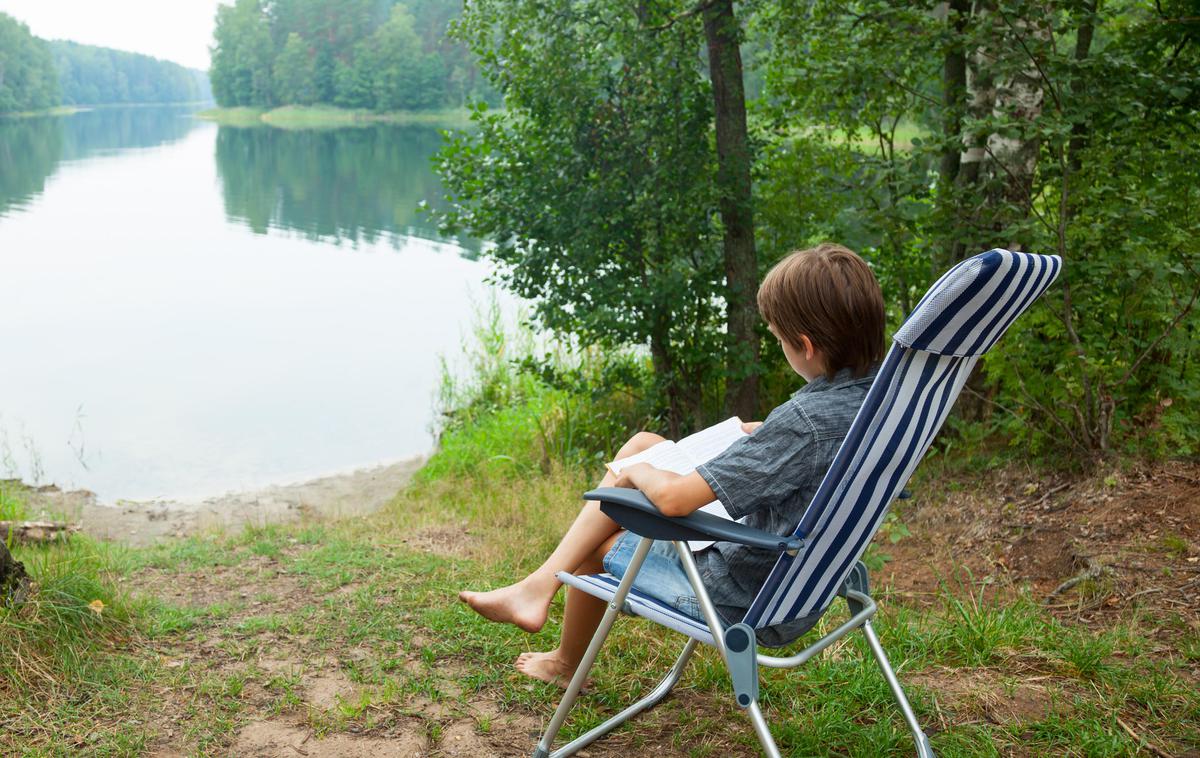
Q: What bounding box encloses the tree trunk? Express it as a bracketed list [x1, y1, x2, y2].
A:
[650, 317, 684, 439]
[1067, 1, 1098, 176]
[951, 1, 996, 262]
[703, 0, 759, 421]
[984, 11, 1047, 251]
[1, 538, 30, 606]
[938, 0, 971, 267]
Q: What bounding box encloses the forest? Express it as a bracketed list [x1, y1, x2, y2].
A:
[209, 0, 492, 111]
[51, 41, 210, 106]
[0, 13, 58, 113]
[0, 12, 208, 114]
[437, 0, 1200, 458]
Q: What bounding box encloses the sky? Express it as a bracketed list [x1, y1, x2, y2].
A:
[0, 0, 229, 70]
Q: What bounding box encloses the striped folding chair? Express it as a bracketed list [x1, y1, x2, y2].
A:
[532, 249, 1062, 758]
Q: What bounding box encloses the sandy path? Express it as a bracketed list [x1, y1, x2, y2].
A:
[20, 458, 424, 547]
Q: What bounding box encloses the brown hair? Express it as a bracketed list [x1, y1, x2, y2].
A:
[757, 243, 885, 379]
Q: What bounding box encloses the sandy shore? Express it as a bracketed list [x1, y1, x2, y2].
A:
[18, 458, 424, 547]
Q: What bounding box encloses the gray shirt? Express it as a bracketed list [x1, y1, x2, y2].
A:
[695, 366, 876, 641]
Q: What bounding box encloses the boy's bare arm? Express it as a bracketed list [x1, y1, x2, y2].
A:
[612, 463, 716, 518]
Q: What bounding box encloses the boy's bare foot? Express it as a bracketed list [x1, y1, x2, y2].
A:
[515, 650, 588, 689]
[458, 581, 552, 633]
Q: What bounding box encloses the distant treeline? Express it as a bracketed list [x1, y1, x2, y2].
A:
[51, 41, 210, 106]
[210, 0, 493, 111]
[0, 12, 209, 115]
[0, 14, 58, 113]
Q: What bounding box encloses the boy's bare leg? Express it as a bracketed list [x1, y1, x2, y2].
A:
[515, 537, 618, 685]
[458, 431, 665, 633]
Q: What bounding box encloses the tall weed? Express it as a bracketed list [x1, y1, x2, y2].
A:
[422, 301, 657, 482]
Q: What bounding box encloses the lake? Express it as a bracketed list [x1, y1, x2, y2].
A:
[0, 105, 500, 502]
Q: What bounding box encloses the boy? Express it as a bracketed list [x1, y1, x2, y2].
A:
[459, 243, 886, 685]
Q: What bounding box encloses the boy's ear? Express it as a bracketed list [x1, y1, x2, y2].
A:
[799, 334, 815, 361]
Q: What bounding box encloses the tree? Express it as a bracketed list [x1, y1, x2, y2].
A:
[50, 41, 204, 105]
[756, 0, 1199, 453]
[368, 6, 442, 111]
[207, 0, 488, 111]
[210, 0, 275, 106]
[439, 0, 727, 433]
[0, 12, 59, 114]
[274, 33, 317, 105]
[333, 54, 375, 109]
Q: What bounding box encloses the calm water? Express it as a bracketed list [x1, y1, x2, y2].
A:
[0, 105, 500, 501]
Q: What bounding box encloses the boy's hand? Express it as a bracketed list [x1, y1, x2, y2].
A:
[741, 421, 763, 434]
[612, 464, 646, 490]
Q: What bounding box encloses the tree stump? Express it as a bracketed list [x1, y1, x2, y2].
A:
[0, 537, 30, 606]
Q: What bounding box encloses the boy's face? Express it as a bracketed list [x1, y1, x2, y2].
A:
[768, 323, 825, 381]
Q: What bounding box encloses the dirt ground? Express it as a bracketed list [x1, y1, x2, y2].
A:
[53, 459, 1200, 755]
[879, 459, 1200, 629]
[15, 458, 424, 547]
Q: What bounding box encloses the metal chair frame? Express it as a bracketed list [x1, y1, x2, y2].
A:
[533, 535, 935, 758]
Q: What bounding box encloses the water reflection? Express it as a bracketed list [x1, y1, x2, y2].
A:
[0, 106, 500, 500]
[0, 118, 61, 216]
[215, 124, 476, 253]
[0, 105, 199, 216]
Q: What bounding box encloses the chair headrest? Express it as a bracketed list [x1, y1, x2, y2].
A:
[892, 249, 1061, 357]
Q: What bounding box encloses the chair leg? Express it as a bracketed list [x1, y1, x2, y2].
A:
[861, 620, 936, 758]
[674, 544, 783, 758]
[745, 700, 783, 758]
[548, 639, 698, 757]
[532, 537, 654, 758]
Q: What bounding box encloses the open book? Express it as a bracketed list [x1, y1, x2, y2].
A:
[607, 416, 747, 550]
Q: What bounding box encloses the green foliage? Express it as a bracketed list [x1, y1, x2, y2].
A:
[439, 0, 736, 432]
[755, 0, 1200, 456]
[439, 0, 1200, 457]
[0, 482, 28, 522]
[273, 33, 318, 106]
[422, 303, 658, 481]
[210, 0, 276, 107]
[0, 13, 59, 114]
[50, 40, 206, 106]
[209, 0, 492, 112]
[0, 534, 134, 696]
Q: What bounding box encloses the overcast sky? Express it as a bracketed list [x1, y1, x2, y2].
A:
[0, 0, 228, 70]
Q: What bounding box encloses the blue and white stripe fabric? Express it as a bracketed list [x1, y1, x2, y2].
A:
[744, 249, 1060, 628]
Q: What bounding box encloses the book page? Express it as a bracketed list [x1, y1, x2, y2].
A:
[606, 418, 752, 550]
[676, 416, 746, 465]
[606, 441, 694, 476]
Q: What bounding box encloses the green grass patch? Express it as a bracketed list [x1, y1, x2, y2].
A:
[1, 480, 28, 521]
[0, 105, 83, 120]
[196, 104, 473, 129]
[4, 489, 1197, 755]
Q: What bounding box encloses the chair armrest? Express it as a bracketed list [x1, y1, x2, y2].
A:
[584, 487, 804, 553]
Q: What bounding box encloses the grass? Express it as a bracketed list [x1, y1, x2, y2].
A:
[0, 105, 83, 120]
[2, 470, 1198, 754]
[196, 104, 474, 129]
[0, 488, 147, 754]
[1, 481, 28, 521]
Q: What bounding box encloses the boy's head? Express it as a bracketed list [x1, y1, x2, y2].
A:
[757, 243, 885, 379]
